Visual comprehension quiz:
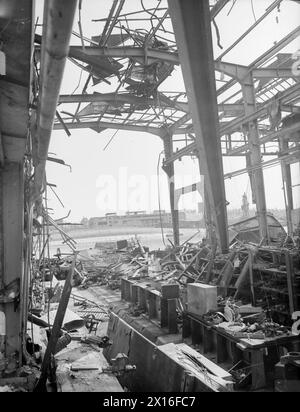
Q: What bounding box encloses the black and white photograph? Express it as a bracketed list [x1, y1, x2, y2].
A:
[0, 0, 299, 397]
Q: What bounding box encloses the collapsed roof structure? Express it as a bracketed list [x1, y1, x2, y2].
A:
[48, 0, 300, 250]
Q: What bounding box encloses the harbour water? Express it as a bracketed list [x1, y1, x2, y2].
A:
[49, 227, 206, 255]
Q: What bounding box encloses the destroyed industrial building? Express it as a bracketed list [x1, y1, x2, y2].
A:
[0, 0, 300, 395]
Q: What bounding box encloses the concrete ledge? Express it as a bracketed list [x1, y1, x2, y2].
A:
[110, 300, 181, 344]
[104, 311, 233, 392]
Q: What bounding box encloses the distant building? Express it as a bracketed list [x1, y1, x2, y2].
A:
[88, 216, 107, 227]
[88, 211, 186, 228]
[80, 217, 89, 227]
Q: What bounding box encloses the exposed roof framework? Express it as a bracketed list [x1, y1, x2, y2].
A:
[44, 0, 300, 165]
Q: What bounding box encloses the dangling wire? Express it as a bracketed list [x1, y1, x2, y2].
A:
[250, 0, 257, 22]
[103, 129, 119, 151]
[212, 19, 223, 50]
[227, 0, 237, 16]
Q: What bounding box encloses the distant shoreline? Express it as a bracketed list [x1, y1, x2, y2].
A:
[49, 226, 205, 254]
[50, 225, 176, 242]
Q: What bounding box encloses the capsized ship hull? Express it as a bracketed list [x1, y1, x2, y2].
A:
[228, 213, 286, 245]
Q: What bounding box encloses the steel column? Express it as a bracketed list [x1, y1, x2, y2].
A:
[34, 0, 78, 195]
[168, 0, 228, 252]
[242, 75, 269, 241]
[246, 153, 256, 204]
[279, 138, 294, 235]
[1, 163, 24, 373]
[163, 135, 180, 246]
[0, 169, 3, 370]
[194, 155, 213, 243]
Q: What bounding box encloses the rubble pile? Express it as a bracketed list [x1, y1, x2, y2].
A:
[30, 232, 299, 335]
[24, 229, 300, 393]
[115, 235, 300, 334]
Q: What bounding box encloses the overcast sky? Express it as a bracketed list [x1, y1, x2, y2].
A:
[38, 0, 300, 222]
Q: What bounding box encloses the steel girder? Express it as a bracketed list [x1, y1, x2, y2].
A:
[168, 0, 229, 252]
[53, 120, 162, 136]
[163, 134, 180, 246]
[68, 46, 296, 79]
[58, 93, 300, 116]
[241, 74, 269, 241]
[162, 82, 300, 163]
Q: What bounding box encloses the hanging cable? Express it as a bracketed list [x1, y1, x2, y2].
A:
[103, 129, 119, 151]
[212, 19, 223, 50]
[77, 0, 85, 50]
[227, 0, 237, 16]
[48, 184, 65, 208]
[250, 0, 257, 22]
[70, 69, 83, 96]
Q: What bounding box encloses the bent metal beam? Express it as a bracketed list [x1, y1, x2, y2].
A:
[68, 46, 295, 80]
[53, 120, 162, 137]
